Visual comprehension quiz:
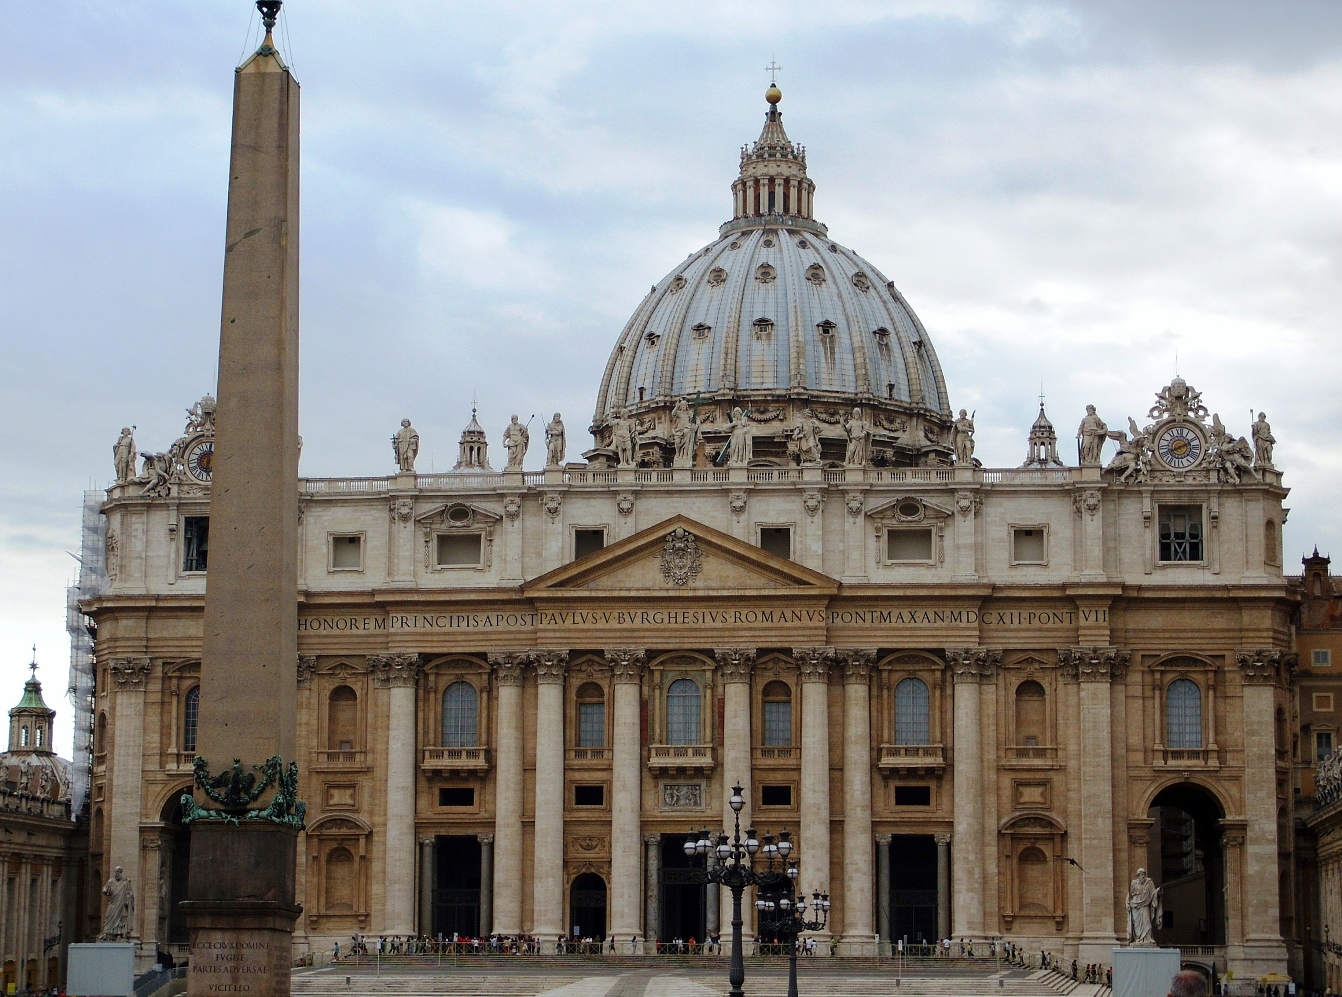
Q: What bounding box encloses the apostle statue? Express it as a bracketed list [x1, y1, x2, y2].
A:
[545, 413, 566, 467]
[1252, 411, 1275, 468]
[114, 427, 137, 483]
[1076, 405, 1108, 465]
[1125, 867, 1162, 946]
[726, 407, 753, 466]
[611, 410, 637, 467]
[392, 419, 419, 473]
[671, 398, 700, 467]
[503, 415, 530, 471]
[953, 409, 976, 464]
[843, 407, 871, 466]
[793, 408, 823, 464]
[99, 866, 136, 942]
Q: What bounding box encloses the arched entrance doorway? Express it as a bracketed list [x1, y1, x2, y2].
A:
[569, 873, 607, 941]
[1147, 783, 1225, 945]
[160, 792, 192, 945]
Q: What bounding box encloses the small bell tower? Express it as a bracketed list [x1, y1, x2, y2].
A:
[453, 406, 492, 471]
[1021, 401, 1066, 468]
[9, 652, 55, 754]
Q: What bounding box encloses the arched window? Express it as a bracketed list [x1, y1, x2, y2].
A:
[442, 682, 479, 748]
[762, 681, 792, 747]
[894, 677, 931, 745]
[324, 847, 355, 913]
[327, 686, 357, 751]
[34, 726, 43, 748]
[183, 687, 200, 753]
[666, 679, 701, 745]
[1014, 681, 1046, 747]
[1166, 679, 1203, 749]
[576, 683, 605, 749]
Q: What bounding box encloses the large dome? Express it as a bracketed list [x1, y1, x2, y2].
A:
[591, 88, 954, 468]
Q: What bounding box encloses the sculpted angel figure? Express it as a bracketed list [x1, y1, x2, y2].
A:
[793, 407, 823, 464]
[843, 407, 871, 466]
[139, 451, 174, 498]
[114, 427, 137, 483]
[1252, 412, 1275, 468]
[1105, 417, 1149, 485]
[1126, 867, 1162, 946]
[953, 409, 976, 464]
[611, 410, 637, 467]
[1218, 436, 1257, 485]
[503, 415, 530, 470]
[392, 419, 419, 473]
[726, 407, 753, 466]
[1076, 405, 1108, 465]
[671, 398, 699, 467]
[99, 866, 136, 941]
[544, 413, 566, 467]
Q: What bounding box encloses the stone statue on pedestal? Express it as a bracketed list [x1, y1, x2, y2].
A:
[1252, 412, 1275, 468]
[503, 415, 530, 470]
[953, 409, 976, 464]
[1125, 867, 1161, 946]
[392, 419, 419, 473]
[843, 407, 870, 466]
[793, 408, 822, 464]
[114, 428, 137, 483]
[545, 413, 566, 467]
[99, 866, 136, 941]
[1076, 405, 1108, 465]
[726, 407, 753, 466]
[671, 399, 700, 467]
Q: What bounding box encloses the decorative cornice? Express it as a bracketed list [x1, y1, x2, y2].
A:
[370, 652, 422, 689]
[488, 652, 528, 687]
[792, 646, 832, 682]
[1236, 648, 1296, 685]
[108, 657, 153, 690]
[945, 648, 1001, 682]
[530, 650, 569, 684]
[297, 654, 317, 688]
[1057, 646, 1131, 683]
[835, 648, 877, 683]
[714, 648, 757, 683]
[604, 648, 646, 683]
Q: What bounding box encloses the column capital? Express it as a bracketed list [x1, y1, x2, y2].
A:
[792, 646, 832, 682]
[836, 648, 877, 683]
[874, 833, 892, 845]
[1057, 646, 1130, 682]
[371, 652, 422, 688]
[478, 833, 495, 846]
[107, 657, 153, 690]
[488, 652, 528, 686]
[945, 647, 1000, 682]
[418, 835, 435, 847]
[714, 648, 756, 682]
[297, 654, 317, 688]
[644, 833, 662, 847]
[605, 648, 646, 682]
[1236, 647, 1296, 685]
[934, 833, 952, 846]
[530, 649, 569, 683]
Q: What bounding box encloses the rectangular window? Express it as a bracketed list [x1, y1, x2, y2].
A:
[1314, 693, 1335, 713]
[1158, 505, 1204, 563]
[1011, 527, 1046, 564]
[894, 785, 932, 807]
[573, 784, 605, 807]
[330, 534, 363, 570]
[574, 529, 606, 560]
[439, 787, 475, 807]
[887, 528, 934, 563]
[183, 516, 209, 572]
[1315, 650, 1333, 668]
[759, 527, 792, 560]
[763, 700, 791, 746]
[578, 702, 605, 748]
[760, 785, 792, 807]
[436, 532, 483, 567]
[1318, 732, 1334, 761]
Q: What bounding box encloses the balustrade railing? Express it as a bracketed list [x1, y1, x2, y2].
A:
[647, 744, 715, 770]
[422, 746, 490, 770]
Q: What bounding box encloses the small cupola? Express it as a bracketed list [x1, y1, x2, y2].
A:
[1021, 402, 1066, 469]
[452, 406, 492, 472]
[9, 652, 55, 754]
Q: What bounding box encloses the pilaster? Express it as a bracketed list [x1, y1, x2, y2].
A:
[488, 652, 528, 935]
[794, 647, 832, 911]
[530, 649, 568, 939]
[606, 648, 645, 940]
[108, 655, 152, 926]
[945, 647, 998, 936]
[716, 647, 757, 935]
[837, 649, 876, 953]
[371, 652, 422, 934]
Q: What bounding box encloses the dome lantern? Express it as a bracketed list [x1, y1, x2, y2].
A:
[726, 87, 822, 237]
[9, 652, 55, 754]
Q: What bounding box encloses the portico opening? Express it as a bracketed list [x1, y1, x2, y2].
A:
[889, 835, 937, 944]
[569, 873, 607, 941]
[432, 835, 481, 938]
[1147, 783, 1225, 945]
[659, 834, 706, 944]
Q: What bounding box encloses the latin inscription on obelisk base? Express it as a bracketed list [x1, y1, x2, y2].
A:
[179, 4, 305, 996]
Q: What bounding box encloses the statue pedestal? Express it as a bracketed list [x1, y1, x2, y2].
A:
[68, 942, 136, 997]
[1111, 946, 1181, 997]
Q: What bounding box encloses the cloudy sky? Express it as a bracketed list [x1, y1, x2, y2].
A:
[2, 1, 1340, 755]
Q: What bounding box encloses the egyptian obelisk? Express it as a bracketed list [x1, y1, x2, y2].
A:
[181, 4, 303, 995]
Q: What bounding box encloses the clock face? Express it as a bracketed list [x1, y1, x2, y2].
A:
[1156, 424, 1203, 470]
[185, 439, 215, 482]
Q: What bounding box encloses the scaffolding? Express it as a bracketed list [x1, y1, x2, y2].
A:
[65, 489, 106, 819]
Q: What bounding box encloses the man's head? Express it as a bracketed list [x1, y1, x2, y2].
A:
[1167, 970, 1208, 997]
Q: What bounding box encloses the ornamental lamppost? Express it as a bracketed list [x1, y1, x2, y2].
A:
[754, 828, 830, 997]
[682, 783, 760, 997]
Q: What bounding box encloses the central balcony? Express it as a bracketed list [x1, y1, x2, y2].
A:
[421, 747, 491, 774]
[647, 744, 715, 775]
[877, 744, 945, 776]
[311, 749, 369, 772]
[753, 745, 799, 766]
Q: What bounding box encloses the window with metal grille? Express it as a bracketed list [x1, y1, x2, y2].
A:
[1158, 506, 1203, 562]
[578, 702, 605, 748]
[441, 682, 479, 748]
[184, 686, 200, 752]
[762, 687, 792, 747]
[894, 677, 931, 745]
[183, 516, 209, 572]
[665, 679, 701, 746]
[1166, 679, 1203, 749]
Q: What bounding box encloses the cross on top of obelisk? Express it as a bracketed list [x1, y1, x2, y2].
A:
[765, 60, 783, 84]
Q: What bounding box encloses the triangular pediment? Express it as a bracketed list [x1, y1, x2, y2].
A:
[415, 501, 502, 527]
[524, 515, 838, 595]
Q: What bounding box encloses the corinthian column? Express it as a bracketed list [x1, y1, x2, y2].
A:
[838, 649, 877, 954]
[946, 648, 998, 937]
[606, 648, 645, 941]
[1059, 647, 1128, 960]
[107, 656, 152, 932]
[532, 650, 568, 940]
[489, 653, 527, 935]
[715, 648, 756, 935]
[794, 647, 832, 916]
[372, 652, 422, 934]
